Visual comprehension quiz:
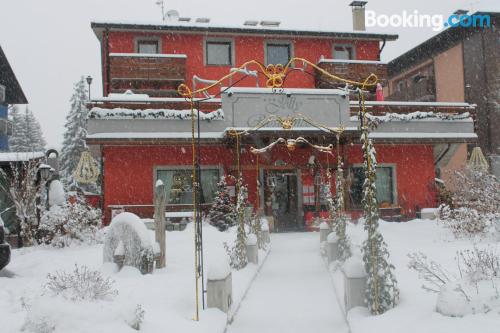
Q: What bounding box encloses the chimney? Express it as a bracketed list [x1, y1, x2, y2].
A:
[349, 1, 368, 31]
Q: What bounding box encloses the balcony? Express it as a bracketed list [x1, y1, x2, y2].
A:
[315, 59, 388, 91]
[108, 53, 187, 97]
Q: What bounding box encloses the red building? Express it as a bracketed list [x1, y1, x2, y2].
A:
[87, 14, 477, 229]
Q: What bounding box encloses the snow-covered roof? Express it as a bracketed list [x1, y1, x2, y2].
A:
[368, 132, 478, 140]
[223, 87, 347, 96]
[91, 21, 398, 41]
[349, 101, 475, 108]
[0, 151, 45, 162]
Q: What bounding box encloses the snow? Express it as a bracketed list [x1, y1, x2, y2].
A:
[92, 96, 221, 103]
[260, 218, 269, 232]
[87, 132, 224, 140]
[368, 132, 478, 139]
[0, 151, 44, 162]
[224, 87, 347, 96]
[108, 212, 151, 247]
[350, 101, 475, 108]
[351, 111, 473, 123]
[48, 180, 65, 207]
[1, 223, 269, 333]
[227, 233, 348, 333]
[341, 256, 366, 278]
[88, 107, 224, 121]
[207, 251, 231, 280]
[421, 208, 437, 214]
[155, 179, 164, 187]
[329, 219, 500, 333]
[0, 216, 3, 227]
[319, 59, 387, 65]
[109, 53, 187, 58]
[327, 232, 339, 243]
[246, 233, 257, 246]
[114, 240, 125, 256]
[319, 222, 330, 230]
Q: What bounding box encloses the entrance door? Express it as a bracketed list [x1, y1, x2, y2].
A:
[264, 170, 299, 232]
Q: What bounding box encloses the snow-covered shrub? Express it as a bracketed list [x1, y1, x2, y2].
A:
[248, 213, 267, 250]
[44, 264, 118, 301]
[22, 314, 55, 333]
[38, 195, 102, 247]
[103, 212, 155, 274]
[409, 247, 500, 316]
[207, 176, 237, 231]
[127, 304, 145, 330]
[438, 167, 500, 238]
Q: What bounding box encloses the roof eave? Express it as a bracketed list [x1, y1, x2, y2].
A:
[90, 22, 398, 41]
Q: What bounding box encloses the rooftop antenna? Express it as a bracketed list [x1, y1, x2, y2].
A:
[155, 0, 166, 22]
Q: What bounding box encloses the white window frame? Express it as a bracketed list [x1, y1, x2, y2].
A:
[135, 36, 162, 54]
[264, 40, 294, 66]
[333, 43, 356, 60]
[204, 37, 235, 66]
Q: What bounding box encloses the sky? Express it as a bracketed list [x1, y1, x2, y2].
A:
[0, 0, 499, 148]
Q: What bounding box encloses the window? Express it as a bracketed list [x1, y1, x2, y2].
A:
[334, 45, 355, 60]
[156, 168, 220, 204]
[137, 40, 159, 54]
[397, 80, 405, 92]
[206, 41, 232, 66]
[349, 166, 395, 208]
[266, 43, 291, 65]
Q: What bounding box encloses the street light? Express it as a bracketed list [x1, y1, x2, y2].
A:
[86, 75, 93, 100]
[38, 164, 52, 182]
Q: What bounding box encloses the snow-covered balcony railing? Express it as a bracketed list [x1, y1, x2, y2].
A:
[315, 58, 388, 90]
[87, 91, 221, 112]
[108, 53, 187, 97]
[349, 101, 476, 117]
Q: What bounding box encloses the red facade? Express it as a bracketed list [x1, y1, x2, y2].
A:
[88, 22, 474, 227]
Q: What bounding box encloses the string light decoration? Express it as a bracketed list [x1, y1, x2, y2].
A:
[73, 151, 100, 184]
[177, 57, 384, 321]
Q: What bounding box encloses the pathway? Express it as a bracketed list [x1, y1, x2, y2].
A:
[227, 232, 348, 333]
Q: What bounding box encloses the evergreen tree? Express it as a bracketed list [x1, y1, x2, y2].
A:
[208, 176, 237, 231]
[8, 105, 28, 151]
[8, 106, 46, 152]
[361, 132, 399, 314]
[60, 77, 89, 185]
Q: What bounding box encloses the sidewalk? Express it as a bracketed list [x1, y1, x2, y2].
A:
[227, 232, 348, 333]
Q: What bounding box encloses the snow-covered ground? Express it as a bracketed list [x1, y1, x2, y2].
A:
[2, 219, 500, 332]
[333, 219, 500, 333]
[0, 223, 267, 333]
[227, 232, 348, 333]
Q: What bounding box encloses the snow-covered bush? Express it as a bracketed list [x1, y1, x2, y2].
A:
[103, 212, 155, 274]
[248, 212, 267, 250]
[44, 264, 118, 301]
[408, 247, 500, 316]
[207, 176, 237, 231]
[438, 167, 500, 238]
[38, 195, 102, 247]
[127, 304, 145, 330]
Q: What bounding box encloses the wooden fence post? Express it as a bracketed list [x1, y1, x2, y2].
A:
[155, 181, 166, 268]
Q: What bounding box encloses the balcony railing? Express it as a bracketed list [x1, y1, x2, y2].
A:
[108, 53, 187, 97]
[315, 59, 388, 90]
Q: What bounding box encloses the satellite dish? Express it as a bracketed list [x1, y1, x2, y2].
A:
[166, 10, 180, 21]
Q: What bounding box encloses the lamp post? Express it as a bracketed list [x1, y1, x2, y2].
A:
[86, 75, 93, 101]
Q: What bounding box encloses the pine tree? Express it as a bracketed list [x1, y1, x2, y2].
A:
[361, 132, 399, 315]
[24, 107, 46, 151]
[8, 106, 46, 152]
[60, 77, 89, 186]
[208, 176, 237, 231]
[8, 105, 28, 151]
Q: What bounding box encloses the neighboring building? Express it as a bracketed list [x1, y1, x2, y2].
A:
[387, 12, 500, 178]
[0, 45, 30, 235]
[0, 45, 27, 151]
[87, 10, 477, 228]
